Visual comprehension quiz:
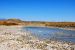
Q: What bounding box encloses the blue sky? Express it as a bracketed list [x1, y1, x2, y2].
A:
[0, 0, 75, 22]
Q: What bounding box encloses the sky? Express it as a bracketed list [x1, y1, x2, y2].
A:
[0, 0, 75, 22]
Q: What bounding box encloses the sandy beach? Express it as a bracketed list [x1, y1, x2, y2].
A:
[0, 26, 75, 50]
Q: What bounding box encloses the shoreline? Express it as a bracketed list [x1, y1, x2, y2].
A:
[0, 26, 75, 50]
[1, 25, 75, 30]
[23, 25, 75, 31]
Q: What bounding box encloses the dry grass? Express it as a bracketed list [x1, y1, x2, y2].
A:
[0, 19, 75, 28]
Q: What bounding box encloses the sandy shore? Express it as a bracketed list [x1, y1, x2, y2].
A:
[0, 26, 75, 50]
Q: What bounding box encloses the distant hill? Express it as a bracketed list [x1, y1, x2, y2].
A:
[0, 18, 75, 28]
[0, 18, 23, 25]
[7, 18, 22, 21]
[0, 18, 6, 20]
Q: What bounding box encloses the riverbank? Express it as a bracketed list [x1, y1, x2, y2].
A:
[0, 26, 75, 50]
